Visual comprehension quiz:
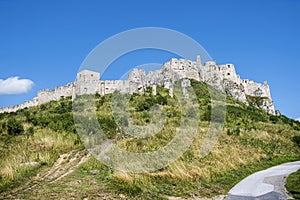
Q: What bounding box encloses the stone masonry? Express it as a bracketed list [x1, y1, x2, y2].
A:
[0, 56, 276, 115]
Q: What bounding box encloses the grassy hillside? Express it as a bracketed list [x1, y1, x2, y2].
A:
[0, 80, 300, 199]
[286, 169, 300, 199]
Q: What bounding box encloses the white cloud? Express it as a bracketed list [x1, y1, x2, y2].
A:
[0, 77, 34, 95]
[296, 118, 300, 122]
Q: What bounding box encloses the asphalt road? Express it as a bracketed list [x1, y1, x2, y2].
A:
[226, 161, 300, 200]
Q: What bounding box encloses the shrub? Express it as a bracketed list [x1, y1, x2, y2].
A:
[6, 118, 24, 136]
[26, 126, 35, 137]
[269, 115, 278, 124]
[227, 129, 232, 136]
[155, 94, 167, 105]
[292, 135, 300, 147]
[234, 127, 241, 136]
[293, 126, 300, 131]
[136, 97, 154, 111]
[98, 116, 118, 139]
[211, 105, 226, 123]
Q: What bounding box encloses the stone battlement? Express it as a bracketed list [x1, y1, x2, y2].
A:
[0, 56, 276, 115]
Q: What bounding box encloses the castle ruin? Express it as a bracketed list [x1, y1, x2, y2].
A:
[0, 56, 276, 115]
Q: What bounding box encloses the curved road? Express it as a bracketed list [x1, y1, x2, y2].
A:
[226, 161, 300, 200]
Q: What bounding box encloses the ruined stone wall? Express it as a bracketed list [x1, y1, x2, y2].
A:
[75, 80, 99, 96]
[168, 58, 200, 81]
[38, 83, 75, 104]
[0, 56, 277, 115]
[101, 80, 130, 95]
[128, 69, 147, 93]
[218, 64, 241, 84]
[144, 70, 163, 86]
[200, 61, 224, 91]
[0, 98, 39, 113]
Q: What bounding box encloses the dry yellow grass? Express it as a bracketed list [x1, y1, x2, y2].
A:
[0, 128, 79, 182]
[110, 125, 299, 184]
[0, 165, 15, 180]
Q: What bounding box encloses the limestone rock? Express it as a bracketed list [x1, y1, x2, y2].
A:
[275, 110, 281, 116]
[223, 79, 248, 105]
[20, 162, 39, 167]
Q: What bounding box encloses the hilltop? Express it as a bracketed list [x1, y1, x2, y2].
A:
[1, 56, 277, 116]
[0, 79, 299, 199]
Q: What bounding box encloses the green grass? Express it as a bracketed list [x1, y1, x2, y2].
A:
[0, 97, 83, 193]
[11, 156, 118, 200]
[286, 169, 300, 199]
[0, 127, 82, 193]
[0, 80, 300, 199]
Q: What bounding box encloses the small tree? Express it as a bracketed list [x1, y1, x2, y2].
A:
[6, 118, 24, 136]
[292, 136, 300, 147]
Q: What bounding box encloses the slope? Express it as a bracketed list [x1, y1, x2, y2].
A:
[0, 80, 299, 199]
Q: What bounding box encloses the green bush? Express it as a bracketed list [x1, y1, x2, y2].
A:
[136, 97, 155, 111]
[26, 126, 35, 136]
[98, 116, 118, 139]
[292, 135, 300, 147]
[227, 129, 232, 136]
[155, 94, 168, 105]
[6, 118, 24, 136]
[201, 105, 211, 121]
[234, 127, 241, 136]
[269, 115, 278, 124]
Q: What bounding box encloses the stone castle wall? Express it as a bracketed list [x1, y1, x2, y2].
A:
[0, 97, 39, 113]
[0, 56, 277, 115]
[38, 83, 75, 104]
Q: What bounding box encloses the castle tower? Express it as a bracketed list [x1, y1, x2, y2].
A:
[196, 55, 201, 67]
[76, 70, 100, 82]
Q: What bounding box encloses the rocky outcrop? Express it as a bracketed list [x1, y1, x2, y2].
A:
[223, 79, 248, 105]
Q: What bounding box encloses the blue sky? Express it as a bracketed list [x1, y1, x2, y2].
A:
[0, 0, 299, 119]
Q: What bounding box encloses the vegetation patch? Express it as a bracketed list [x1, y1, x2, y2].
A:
[0, 80, 300, 199]
[286, 169, 300, 199]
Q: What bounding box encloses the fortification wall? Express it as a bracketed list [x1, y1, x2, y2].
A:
[38, 83, 75, 104]
[0, 98, 39, 113]
[0, 56, 276, 115]
[169, 58, 200, 81]
[218, 64, 241, 84]
[75, 80, 99, 96]
[145, 70, 163, 86]
[101, 80, 130, 94]
[200, 61, 224, 91]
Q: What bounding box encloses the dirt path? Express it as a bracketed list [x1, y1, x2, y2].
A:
[2, 150, 90, 199]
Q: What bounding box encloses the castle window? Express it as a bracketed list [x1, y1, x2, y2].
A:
[227, 73, 230, 76]
[227, 65, 230, 68]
